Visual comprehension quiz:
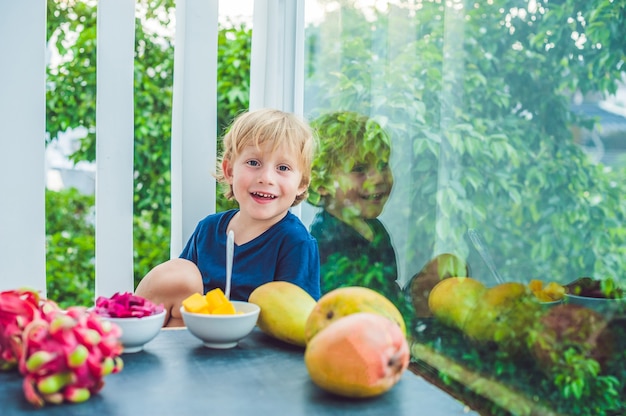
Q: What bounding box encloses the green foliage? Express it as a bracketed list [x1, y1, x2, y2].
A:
[45, 188, 95, 308]
[45, 0, 250, 295]
[215, 21, 251, 212]
[553, 349, 619, 407]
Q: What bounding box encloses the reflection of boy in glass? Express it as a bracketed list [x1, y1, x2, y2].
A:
[308, 111, 411, 317]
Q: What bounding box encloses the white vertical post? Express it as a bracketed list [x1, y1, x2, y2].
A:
[95, 0, 136, 298]
[170, 0, 218, 257]
[251, 0, 305, 217]
[250, 0, 305, 114]
[0, 1, 47, 294]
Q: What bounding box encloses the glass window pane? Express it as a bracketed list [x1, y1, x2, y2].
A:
[303, 1, 626, 414]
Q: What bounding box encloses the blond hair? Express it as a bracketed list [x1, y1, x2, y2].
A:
[308, 111, 391, 207]
[216, 108, 317, 206]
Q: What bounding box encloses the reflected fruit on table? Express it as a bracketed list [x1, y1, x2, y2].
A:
[463, 282, 541, 352]
[530, 304, 614, 377]
[564, 277, 624, 299]
[408, 253, 469, 318]
[563, 277, 626, 318]
[427, 277, 486, 330]
[528, 279, 566, 303]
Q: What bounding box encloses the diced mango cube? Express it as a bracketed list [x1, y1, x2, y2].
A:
[212, 301, 236, 315]
[205, 288, 230, 312]
[183, 288, 236, 315]
[543, 282, 566, 301]
[182, 293, 210, 313]
[528, 279, 543, 294]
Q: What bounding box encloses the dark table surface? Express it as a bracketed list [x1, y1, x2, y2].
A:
[1, 328, 478, 415]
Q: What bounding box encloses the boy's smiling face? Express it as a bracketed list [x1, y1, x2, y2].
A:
[223, 141, 307, 224]
[323, 158, 393, 221]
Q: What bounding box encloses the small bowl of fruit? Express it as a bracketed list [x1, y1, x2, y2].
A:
[564, 277, 625, 318]
[94, 292, 166, 353]
[180, 288, 260, 349]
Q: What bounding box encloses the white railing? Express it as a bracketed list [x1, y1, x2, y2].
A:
[0, 0, 304, 300]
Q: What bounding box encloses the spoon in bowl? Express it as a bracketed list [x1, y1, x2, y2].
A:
[467, 228, 505, 285]
[225, 230, 234, 300]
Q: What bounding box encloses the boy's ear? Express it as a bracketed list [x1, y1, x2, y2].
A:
[316, 186, 329, 196]
[222, 159, 234, 183]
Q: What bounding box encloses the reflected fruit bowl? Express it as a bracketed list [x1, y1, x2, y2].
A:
[538, 299, 563, 308]
[564, 277, 626, 319]
[564, 294, 625, 318]
[180, 301, 260, 349]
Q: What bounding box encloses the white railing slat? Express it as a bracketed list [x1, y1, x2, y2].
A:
[251, 0, 305, 217]
[250, 0, 304, 114]
[170, 0, 219, 258]
[0, 1, 47, 295]
[95, 0, 137, 298]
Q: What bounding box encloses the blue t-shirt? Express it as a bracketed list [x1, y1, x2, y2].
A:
[180, 209, 321, 301]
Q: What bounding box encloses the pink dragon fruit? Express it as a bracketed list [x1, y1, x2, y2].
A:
[94, 292, 164, 318]
[0, 288, 42, 370]
[0, 288, 124, 408]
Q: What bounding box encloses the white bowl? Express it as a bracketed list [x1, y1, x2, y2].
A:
[180, 301, 260, 349]
[564, 294, 625, 318]
[104, 310, 166, 353]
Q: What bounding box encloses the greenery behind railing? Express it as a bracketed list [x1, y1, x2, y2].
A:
[45, 0, 246, 307]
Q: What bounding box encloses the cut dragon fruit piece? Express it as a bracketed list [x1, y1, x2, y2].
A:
[94, 292, 164, 318]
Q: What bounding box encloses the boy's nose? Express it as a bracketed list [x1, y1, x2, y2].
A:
[366, 168, 385, 183]
[364, 167, 393, 189]
[257, 166, 275, 184]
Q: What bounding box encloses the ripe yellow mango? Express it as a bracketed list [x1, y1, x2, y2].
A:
[305, 312, 409, 398]
[248, 281, 317, 347]
[304, 286, 406, 344]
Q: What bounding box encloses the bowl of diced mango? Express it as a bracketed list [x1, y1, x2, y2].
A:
[180, 288, 260, 349]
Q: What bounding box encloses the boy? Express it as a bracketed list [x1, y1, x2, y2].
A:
[136, 108, 321, 327]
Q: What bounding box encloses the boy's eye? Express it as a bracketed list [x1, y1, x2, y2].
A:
[246, 160, 260, 167]
[351, 164, 368, 174]
[277, 165, 291, 172]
